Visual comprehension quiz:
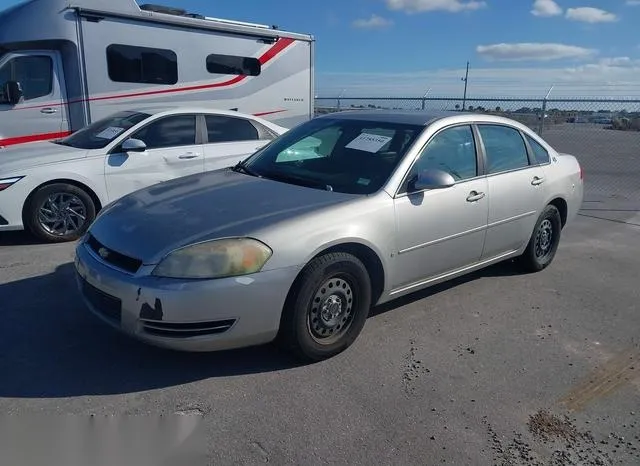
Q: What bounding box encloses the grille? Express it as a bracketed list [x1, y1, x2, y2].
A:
[79, 275, 122, 324]
[86, 233, 142, 274]
[141, 319, 236, 338]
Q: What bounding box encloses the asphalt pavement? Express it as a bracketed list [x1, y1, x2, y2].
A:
[1, 127, 639, 465]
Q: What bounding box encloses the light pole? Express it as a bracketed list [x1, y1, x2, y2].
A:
[461, 61, 469, 111]
[337, 88, 345, 111]
[421, 88, 431, 110]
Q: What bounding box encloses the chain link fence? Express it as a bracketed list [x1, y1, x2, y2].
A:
[315, 96, 640, 206]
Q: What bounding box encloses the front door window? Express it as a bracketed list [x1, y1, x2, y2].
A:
[0, 55, 53, 102]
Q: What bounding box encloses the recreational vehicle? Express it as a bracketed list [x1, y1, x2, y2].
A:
[0, 0, 314, 148]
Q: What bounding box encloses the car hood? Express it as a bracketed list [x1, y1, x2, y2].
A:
[89, 169, 360, 264]
[0, 141, 87, 174]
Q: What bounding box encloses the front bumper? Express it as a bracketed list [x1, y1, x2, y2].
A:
[74, 239, 300, 352]
[0, 196, 25, 231]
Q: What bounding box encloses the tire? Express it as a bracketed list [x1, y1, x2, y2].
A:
[278, 252, 372, 362]
[518, 204, 562, 273]
[24, 183, 96, 243]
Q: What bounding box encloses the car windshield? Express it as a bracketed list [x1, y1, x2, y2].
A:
[55, 111, 150, 150]
[241, 117, 424, 195]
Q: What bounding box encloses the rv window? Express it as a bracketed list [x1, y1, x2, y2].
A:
[106, 44, 178, 85]
[205, 115, 259, 142]
[0, 55, 53, 101]
[206, 54, 260, 76]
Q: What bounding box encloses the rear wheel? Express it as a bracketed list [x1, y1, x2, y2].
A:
[518, 204, 562, 272]
[24, 183, 96, 243]
[278, 252, 372, 362]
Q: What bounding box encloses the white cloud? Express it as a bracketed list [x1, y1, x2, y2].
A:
[597, 57, 639, 67]
[626, 1, 640, 6]
[565, 7, 617, 23]
[385, 0, 486, 13]
[531, 0, 563, 17]
[352, 14, 394, 28]
[476, 43, 596, 62]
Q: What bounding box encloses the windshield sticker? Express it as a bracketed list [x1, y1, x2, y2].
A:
[95, 126, 126, 140]
[345, 133, 392, 153]
[357, 178, 371, 186]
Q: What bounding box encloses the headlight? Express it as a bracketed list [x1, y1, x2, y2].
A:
[152, 238, 272, 279]
[0, 176, 24, 191]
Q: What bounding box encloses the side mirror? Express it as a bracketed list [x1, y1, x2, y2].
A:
[408, 168, 456, 192]
[121, 138, 147, 152]
[3, 80, 23, 105]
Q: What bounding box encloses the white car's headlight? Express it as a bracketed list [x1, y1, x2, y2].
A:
[152, 238, 273, 279]
[0, 176, 24, 192]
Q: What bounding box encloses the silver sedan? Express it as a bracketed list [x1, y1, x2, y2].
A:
[74, 110, 584, 361]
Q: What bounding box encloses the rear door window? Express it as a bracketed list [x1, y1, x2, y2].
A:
[204, 115, 259, 143]
[477, 124, 530, 174]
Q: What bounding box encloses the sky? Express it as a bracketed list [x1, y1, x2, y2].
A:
[1, 0, 639, 98]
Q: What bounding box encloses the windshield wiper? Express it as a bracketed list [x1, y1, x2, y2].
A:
[232, 160, 261, 177]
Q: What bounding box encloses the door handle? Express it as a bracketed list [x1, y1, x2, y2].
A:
[531, 176, 545, 186]
[40, 107, 57, 114]
[466, 191, 485, 202]
[178, 152, 200, 159]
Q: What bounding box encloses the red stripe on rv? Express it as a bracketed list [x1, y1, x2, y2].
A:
[0, 130, 72, 147]
[253, 109, 287, 117]
[14, 38, 296, 111]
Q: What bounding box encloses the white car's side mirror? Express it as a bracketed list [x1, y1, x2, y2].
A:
[121, 138, 147, 153]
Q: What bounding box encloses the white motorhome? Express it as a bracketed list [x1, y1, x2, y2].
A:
[0, 0, 314, 148]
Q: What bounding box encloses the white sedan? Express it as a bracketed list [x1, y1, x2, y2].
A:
[0, 106, 288, 242]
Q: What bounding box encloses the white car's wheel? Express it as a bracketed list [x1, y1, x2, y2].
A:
[25, 183, 96, 243]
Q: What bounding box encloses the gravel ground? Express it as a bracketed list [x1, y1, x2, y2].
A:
[0, 126, 639, 465]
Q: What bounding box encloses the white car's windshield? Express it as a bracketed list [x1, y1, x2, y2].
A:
[55, 111, 150, 150]
[239, 117, 424, 195]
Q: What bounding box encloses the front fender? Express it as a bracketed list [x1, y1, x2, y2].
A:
[23, 169, 109, 209]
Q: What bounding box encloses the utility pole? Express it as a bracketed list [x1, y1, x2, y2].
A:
[461, 61, 469, 111]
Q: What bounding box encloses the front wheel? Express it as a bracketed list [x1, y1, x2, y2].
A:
[518, 204, 562, 273]
[278, 252, 372, 362]
[24, 183, 96, 243]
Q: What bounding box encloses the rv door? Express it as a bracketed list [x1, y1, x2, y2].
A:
[0, 50, 66, 148]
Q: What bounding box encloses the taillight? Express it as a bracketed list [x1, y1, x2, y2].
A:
[579, 164, 584, 180]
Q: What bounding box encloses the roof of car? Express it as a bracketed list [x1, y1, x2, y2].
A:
[316, 109, 499, 126]
[130, 105, 254, 117]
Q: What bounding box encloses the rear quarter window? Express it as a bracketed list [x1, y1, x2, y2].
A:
[525, 134, 551, 164]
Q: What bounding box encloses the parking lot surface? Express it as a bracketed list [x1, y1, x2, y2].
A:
[1, 126, 639, 465]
